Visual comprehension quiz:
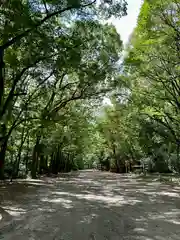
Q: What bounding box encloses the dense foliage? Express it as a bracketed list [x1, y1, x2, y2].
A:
[0, 0, 179, 179]
[0, 0, 127, 179]
[93, 0, 180, 173]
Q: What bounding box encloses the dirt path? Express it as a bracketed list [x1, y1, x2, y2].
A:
[1, 170, 180, 239]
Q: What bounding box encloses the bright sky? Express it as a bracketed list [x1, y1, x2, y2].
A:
[111, 0, 143, 44]
[103, 0, 143, 105]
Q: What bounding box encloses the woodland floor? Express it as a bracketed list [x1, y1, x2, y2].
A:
[1, 170, 180, 240]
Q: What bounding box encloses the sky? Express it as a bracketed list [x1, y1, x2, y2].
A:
[103, 0, 143, 105]
[110, 0, 143, 44]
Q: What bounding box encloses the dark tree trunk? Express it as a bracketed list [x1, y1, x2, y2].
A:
[176, 140, 180, 173]
[25, 135, 30, 175]
[13, 126, 27, 178]
[31, 136, 41, 178]
[51, 152, 58, 174]
[0, 48, 5, 112]
[0, 138, 8, 180]
[112, 145, 120, 173]
[0, 122, 19, 179]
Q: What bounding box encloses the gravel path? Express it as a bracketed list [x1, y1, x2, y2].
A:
[1, 170, 180, 239]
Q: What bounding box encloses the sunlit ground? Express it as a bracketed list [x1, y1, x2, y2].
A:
[1, 171, 180, 239]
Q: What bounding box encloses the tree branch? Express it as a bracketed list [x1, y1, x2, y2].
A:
[0, 56, 47, 118]
[0, 0, 96, 51]
[42, 0, 49, 15]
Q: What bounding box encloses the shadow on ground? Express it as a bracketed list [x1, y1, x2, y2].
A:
[1, 170, 180, 239]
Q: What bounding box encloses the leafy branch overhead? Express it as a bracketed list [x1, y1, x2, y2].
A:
[0, 0, 179, 179]
[0, 0, 127, 179]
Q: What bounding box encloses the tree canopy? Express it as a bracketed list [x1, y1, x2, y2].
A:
[0, 0, 127, 179]
[0, 0, 179, 179]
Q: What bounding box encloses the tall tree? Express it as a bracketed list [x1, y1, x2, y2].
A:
[0, 0, 127, 178]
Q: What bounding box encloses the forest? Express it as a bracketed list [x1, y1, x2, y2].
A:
[0, 0, 179, 180]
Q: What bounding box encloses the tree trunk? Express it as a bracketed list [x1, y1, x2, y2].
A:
[112, 145, 120, 173]
[14, 149, 22, 178]
[0, 48, 5, 112]
[0, 121, 20, 179]
[25, 135, 30, 175]
[45, 156, 48, 170]
[176, 140, 180, 173]
[31, 136, 40, 178]
[0, 138, 8, 180]
[51, 152, 58, 174]
[14, 126, 27, 178]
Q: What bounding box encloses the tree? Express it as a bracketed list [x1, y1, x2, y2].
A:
[91, 0, 180, 174]
[0, 0, 127, 178]
[123, 0, 180, 172]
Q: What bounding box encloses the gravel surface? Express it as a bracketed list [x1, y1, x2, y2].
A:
[1, 170, 180, 239]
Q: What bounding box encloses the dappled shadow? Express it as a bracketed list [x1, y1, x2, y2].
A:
[1, 171, 180, 239]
